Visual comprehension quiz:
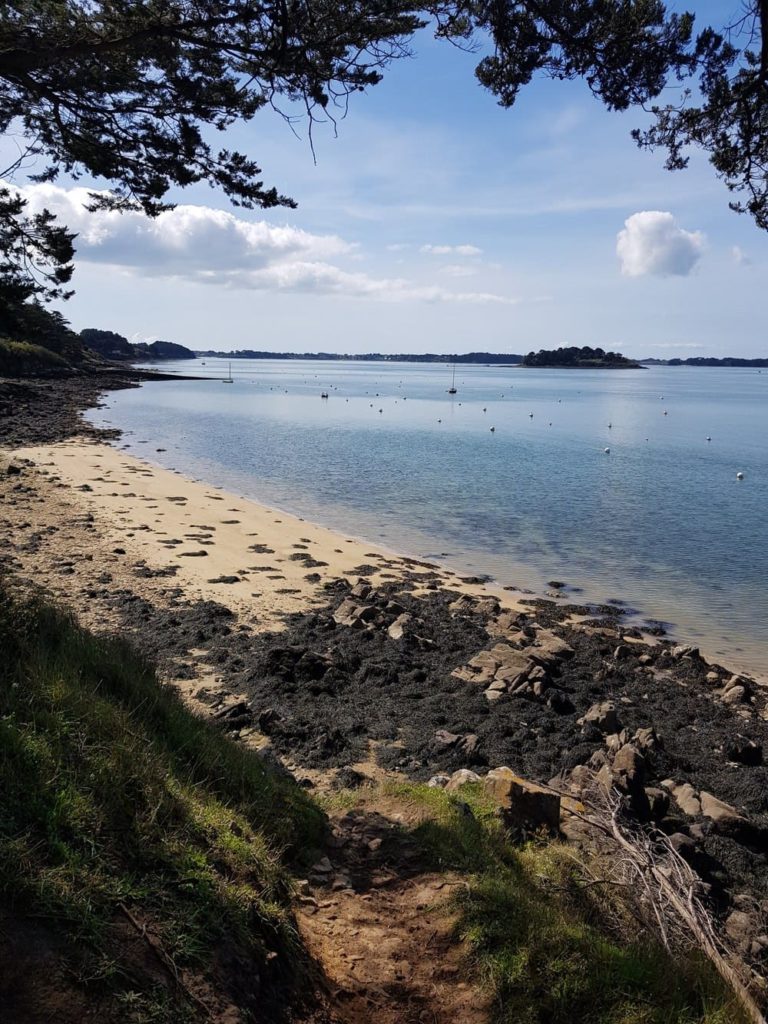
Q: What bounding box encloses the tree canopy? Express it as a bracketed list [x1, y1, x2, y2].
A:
[0, 1, 766, 322]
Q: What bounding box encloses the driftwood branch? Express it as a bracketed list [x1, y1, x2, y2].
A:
[551, 780, 766, 1024]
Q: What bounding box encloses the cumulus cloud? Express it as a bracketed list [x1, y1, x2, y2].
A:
[8, 181, 511, 304]
[421, 243, 482, 257]
[616, 211, 705, 277]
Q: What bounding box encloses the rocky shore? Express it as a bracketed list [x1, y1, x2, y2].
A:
[1, 376, 766, 999]
[0, 367, 193, 446]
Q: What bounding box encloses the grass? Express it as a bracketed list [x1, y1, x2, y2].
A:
[368, 781, 749, 1024]
[0, 337, 69, 375]
[0, 579, 325, 1021]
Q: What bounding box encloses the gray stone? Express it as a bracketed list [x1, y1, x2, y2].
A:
[579, 701, 622, 734]
[445, 768, 482, 792]
[427, 775, 451, 789]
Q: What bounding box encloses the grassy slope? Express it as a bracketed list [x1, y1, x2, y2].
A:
[0, 337, 70, 375]
[330, 783, 748, 1024]
[0, 580, 325, 1023]
[0, 576, 749, 1024]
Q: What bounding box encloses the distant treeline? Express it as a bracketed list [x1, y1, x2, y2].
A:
[194, 350, 524, 364]
[653, 357, 768, 367]
[522, 346, 641, 368]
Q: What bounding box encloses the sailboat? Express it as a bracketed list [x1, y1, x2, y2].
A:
[447, 362, 457, 394]
[222, 361, 234, 384]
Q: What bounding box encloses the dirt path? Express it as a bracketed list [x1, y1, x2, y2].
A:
[297, 796, 489, 1024]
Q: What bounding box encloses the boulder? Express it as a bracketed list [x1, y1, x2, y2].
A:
[427, 775, 451, 789]
[350, 581, 373, 600]
[483, 767, 561, 833]
[445, 768, 482, 792]
[578, 701, 622, 734]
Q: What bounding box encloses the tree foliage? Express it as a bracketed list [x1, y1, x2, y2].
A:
[0, 1, 766, 323]
[522, 345, 639, 367]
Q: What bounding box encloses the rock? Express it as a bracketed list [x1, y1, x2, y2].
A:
[547, 690, 574, 714]
[726, 738, 763, 766]
[427, 775, 451, 789]
[483, 767, 560, 833]
[633, 727, 660, 753]
[311, 857, 333, 874]
[664, 781, 702, 817]
[669, 833, 697, 862]
[445, 768, 482, 792]
[671, 644, 699, 660]
[530, 630, 574, 665]
[5, 462, 22, 475]
[705, 671, 720, 686]
[387, 612, 412, 640]
[721, 685, 748, 705]
[333, 599, 376, 628]
[433, 729, 461, 748]
[579, 701, 622, 734]
[257, 707, 279, 733]
[638, 654, 653, 666]
[484, 687, 504, 702]
[645, 787, 670, 820]
[725, 910, 759, 956]
[460, 733, 480, 757]
[350, 581, 372, 599]
[613, 644, 631, 660]
[449, 595, 477, 616]
[700, 791, 747, 829]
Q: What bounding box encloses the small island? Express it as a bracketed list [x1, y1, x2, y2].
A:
[522, 345, 642, 369]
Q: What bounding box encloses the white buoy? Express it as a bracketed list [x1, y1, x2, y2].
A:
[736, 471, 744, 480]
[604, 447, 611, 454]
[706, 436, 711, 441]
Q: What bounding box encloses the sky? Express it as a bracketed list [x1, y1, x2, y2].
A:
[3, 1, 766, 358]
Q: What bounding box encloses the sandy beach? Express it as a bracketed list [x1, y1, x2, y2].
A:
[9, 438, 520, 624]
[4, 424, 768, 998]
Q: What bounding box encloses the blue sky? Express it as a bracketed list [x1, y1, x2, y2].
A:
[5, 2, 766, 356]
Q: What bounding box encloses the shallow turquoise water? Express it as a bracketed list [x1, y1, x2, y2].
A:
[87, 359, 768, 677]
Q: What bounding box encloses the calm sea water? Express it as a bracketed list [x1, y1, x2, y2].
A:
[87, 359, 768, 678]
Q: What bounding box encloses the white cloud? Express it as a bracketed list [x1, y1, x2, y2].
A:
[8, 181, 512, 305]
[421, 243, 482, 257]
[731, 245, 752, 267]
[616, 211, 705, 277]
[441, 263, 480, 278]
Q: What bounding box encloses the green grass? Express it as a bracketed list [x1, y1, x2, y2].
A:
[0, 580, 325, 1021]
[375, 782, 749, 1024]
[0, 337, 69, 375]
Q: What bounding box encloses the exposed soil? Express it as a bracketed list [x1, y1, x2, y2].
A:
[296, 796, 489, 1024]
